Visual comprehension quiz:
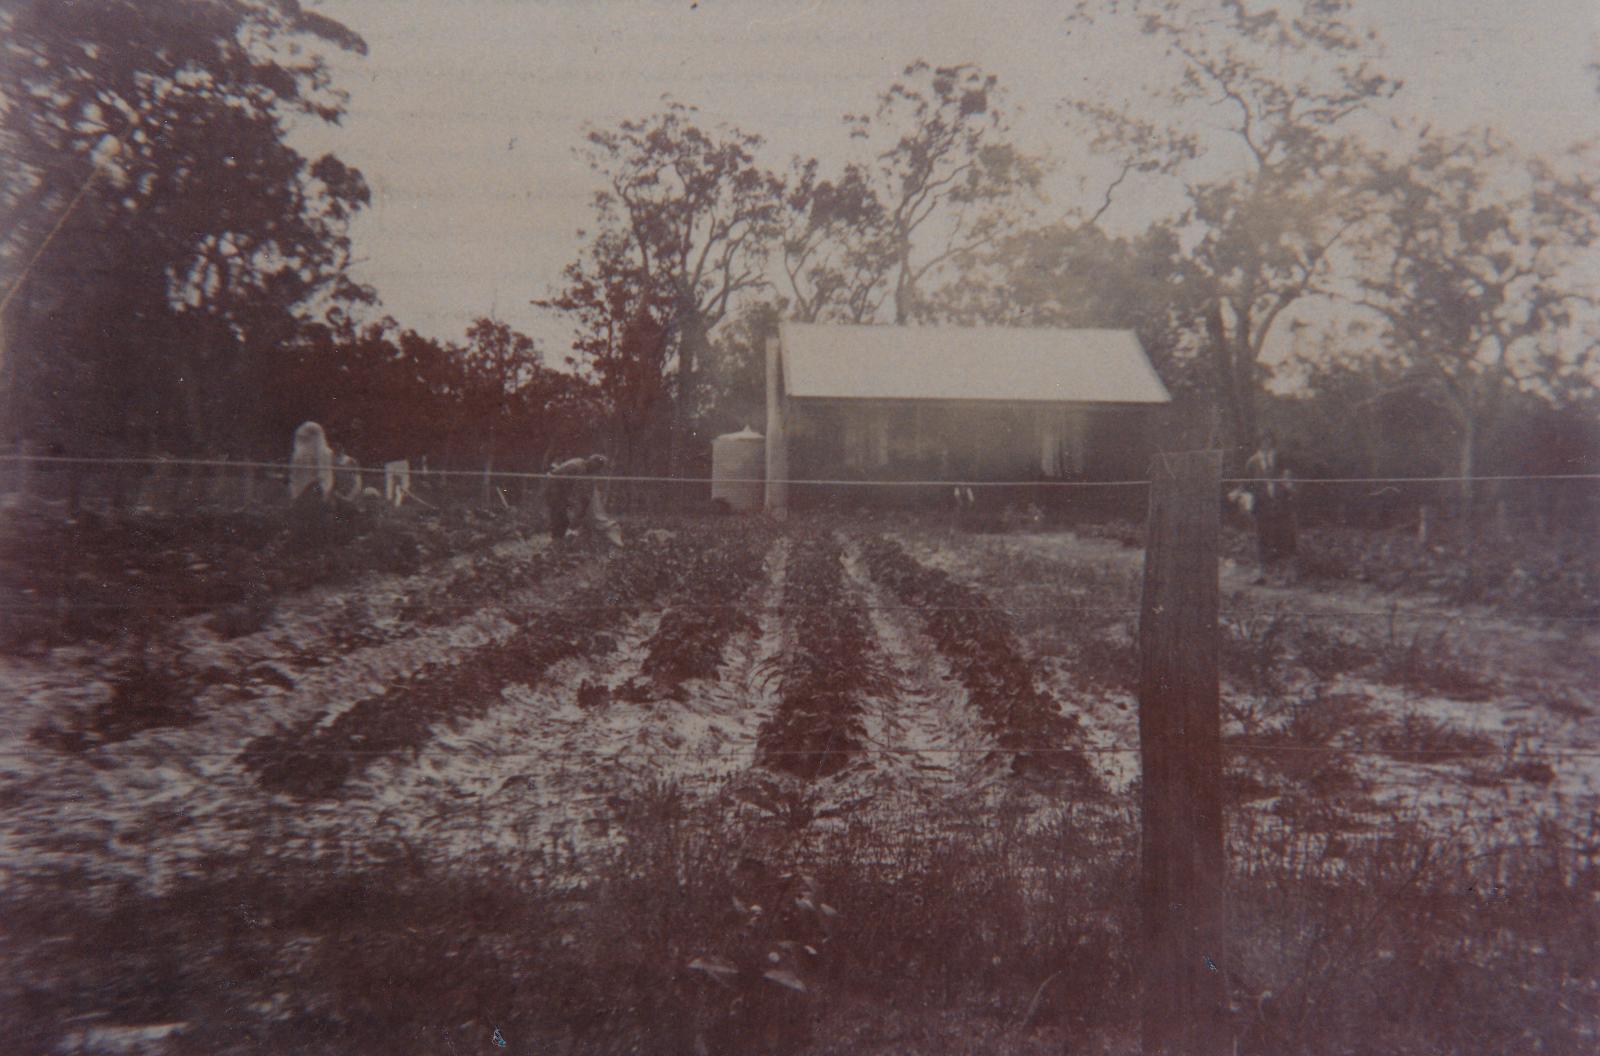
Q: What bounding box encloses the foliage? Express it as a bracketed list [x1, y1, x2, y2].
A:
[778, 157, 890, 323]
[859, 534, 1094, 782]
[243, 527, 735, 796]
[1351, 131, 1600, 492]
[841, 61, 1042, 325]
[8, 784, 1594, 1054]
[757, 528, 883, 778]
[1293, 522, 1600, 619]
[944, 222, 1188, 356]
[1069, 0, 1401, 458]
[699, 300, 778, 437]
[270, 313, 599, 470]
[2, 0, 372, 454]
[638, 529, 769, 696]
[538, 103, 785, 476]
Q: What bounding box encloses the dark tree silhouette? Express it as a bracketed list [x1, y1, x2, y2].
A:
[1, 0, 372, 455]
[542, 103, 785, 481]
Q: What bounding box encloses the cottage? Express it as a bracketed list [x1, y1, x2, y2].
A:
[764, 322, 1171, 515]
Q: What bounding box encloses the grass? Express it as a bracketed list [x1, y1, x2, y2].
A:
[1374, 712, 1499, 765]
[1376, 626, 1499, 702]
[1293, 520, 1600, 620]
[4, 787, 1595, 1055]
[1227, 690, 1379, 802]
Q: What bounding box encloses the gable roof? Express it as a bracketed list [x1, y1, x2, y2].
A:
[778, 322, 1170, 404]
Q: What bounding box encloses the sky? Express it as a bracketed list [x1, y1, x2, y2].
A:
[291, 0, 1600, 355]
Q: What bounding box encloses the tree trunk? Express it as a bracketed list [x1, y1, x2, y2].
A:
[1205, 304, 1247, 462]
[893, 243, 915, 324]
[669, 309, 710, 492]
[1457, 415, 1477, 521]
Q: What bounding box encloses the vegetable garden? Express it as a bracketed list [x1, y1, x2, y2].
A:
[1, 506, 1596, 1054]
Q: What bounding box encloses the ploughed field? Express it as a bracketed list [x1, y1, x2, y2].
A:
[2, 512, 1597, 1055]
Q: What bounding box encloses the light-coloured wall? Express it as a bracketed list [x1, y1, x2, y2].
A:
[790, 399, 1106, 482]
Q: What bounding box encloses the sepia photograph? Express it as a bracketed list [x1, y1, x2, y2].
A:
[2, 1, 1598, 1052]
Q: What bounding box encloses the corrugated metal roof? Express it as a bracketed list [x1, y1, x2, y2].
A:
[779, 322, 1171, 404]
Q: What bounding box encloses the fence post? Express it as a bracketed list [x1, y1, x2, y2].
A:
[1138, 449, 1229, 1055]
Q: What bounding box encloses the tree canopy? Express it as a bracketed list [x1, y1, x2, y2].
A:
[1, 0, 372, 454]
[537, 102, 785, 475]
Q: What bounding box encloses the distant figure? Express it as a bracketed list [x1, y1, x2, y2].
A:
[333, 450, 363, 500]
[952, 485, 976, 511]
[289, 421, 334, 501]
[547, 454, 620, 544]
[384, 459, 412, 507]
[1245, 431, 1297, 582]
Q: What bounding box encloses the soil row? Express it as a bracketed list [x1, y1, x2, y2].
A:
[0, 503, 532, 653]
[242, 530, 738, 797]
[757, 528, 887, 779]
[610, 525, 775, 704]
[25, 537, 583, 757]
[857, 534, 1093, 784]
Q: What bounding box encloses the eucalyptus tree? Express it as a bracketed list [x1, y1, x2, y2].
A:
[778, 158, 890, 323]
[542, 103, 785, 479]
[845, 61, 1043, 324]
[1352, 132, 1600, 501]
[1068, 0, 1400, 458]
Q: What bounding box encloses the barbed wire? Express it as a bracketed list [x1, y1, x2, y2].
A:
[4, 453, 1598, 488]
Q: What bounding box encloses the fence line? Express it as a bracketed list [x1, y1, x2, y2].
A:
[3, 453, 1598, 489]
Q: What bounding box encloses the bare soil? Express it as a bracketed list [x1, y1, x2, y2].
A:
[1, 513, 1595, 1054]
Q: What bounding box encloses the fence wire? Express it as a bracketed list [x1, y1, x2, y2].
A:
[4, 452, 1599, 488]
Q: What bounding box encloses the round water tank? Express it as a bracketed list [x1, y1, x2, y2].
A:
[711, 426, 765, 512]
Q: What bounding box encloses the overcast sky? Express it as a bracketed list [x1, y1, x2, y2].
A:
[293, 0, 1600, 354]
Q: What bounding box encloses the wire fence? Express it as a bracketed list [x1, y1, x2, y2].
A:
[5, 451, 1600, 487]
[4, 451, 1598, 530]
[1, 598, 1596, 626]
[0, 473, 1591, 783]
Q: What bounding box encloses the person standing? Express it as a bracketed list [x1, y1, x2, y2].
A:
[1245, 431, 1297, 583]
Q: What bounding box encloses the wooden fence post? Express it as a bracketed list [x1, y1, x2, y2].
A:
[1138, 449, 1229, 1055]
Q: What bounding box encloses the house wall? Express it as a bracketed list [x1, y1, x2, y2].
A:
[764, 335, 788, 515]
[782, 397, 1157, 513]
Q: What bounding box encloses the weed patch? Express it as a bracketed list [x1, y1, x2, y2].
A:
[1374, 711, 1498, 764]
[1377, 626, 1498, 701]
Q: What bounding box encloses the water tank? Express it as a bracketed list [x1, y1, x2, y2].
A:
[711, 426, 765, 512]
